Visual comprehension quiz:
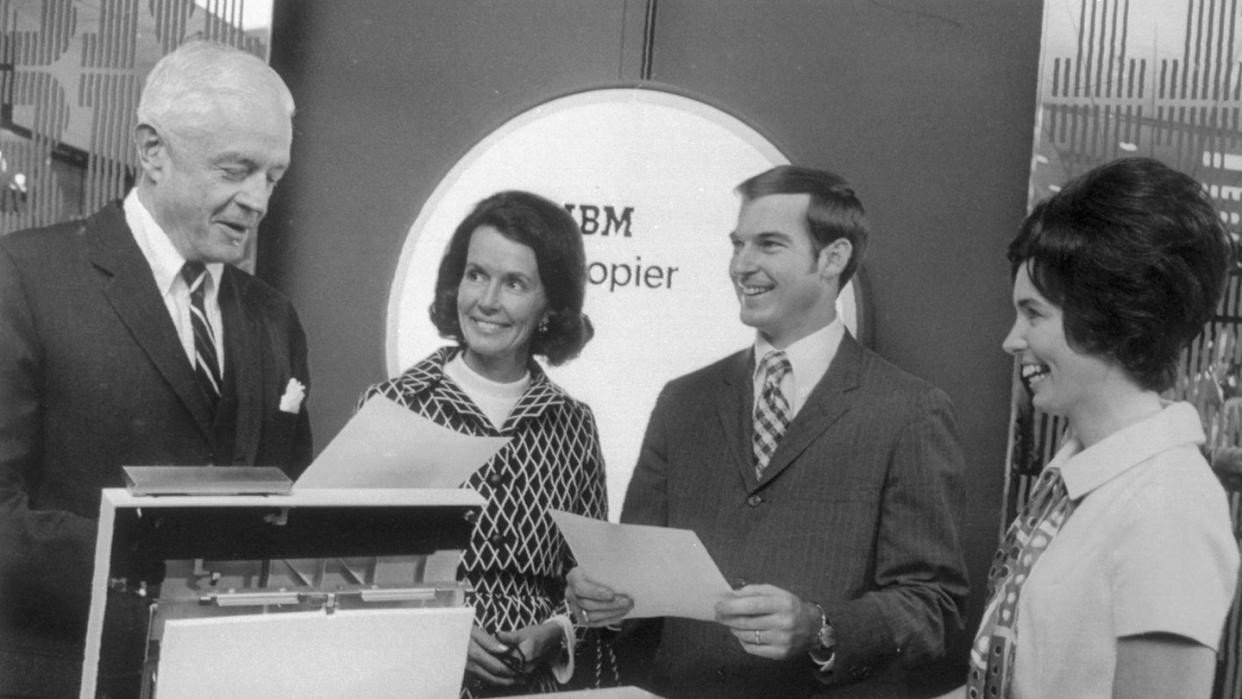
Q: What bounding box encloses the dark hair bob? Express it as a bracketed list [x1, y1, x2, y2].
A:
[1009, 157, 1232, 392]
[429, 190, 594, 365]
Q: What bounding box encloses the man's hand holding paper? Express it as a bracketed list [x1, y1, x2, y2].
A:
[565, 567, 634, 627]
[714, 584, 823, 660]
[550, 510, 733, 622]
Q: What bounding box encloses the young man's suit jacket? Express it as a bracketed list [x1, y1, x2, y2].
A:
[621, 332, 968, 698]
[0, 201, 312, 695]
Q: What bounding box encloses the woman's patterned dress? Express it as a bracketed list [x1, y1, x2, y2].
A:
[361, 346, 614, 696]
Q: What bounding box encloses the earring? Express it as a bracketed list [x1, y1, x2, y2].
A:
[537, 316, 550, 334]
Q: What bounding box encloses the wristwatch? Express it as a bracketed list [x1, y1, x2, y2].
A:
[809, 602, 836, 673]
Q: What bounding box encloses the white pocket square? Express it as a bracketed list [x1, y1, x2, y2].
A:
[279, 378, 306, 414]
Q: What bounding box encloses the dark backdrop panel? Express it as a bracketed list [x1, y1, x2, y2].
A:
[266, 0, 1043, 686]
[264, 0, 645, 440]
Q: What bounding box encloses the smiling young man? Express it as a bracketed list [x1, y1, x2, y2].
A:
[567, 165, 969, 698]
[0, 42, 312, 696]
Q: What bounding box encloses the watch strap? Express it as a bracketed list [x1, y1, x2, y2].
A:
[809, 602, 836, 674]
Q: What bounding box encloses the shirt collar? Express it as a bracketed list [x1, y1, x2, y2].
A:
[753, 317, 844, 390]
[1055, 402, 1205, 501]
[124, 189, 223, 295]
[404, 347, 563, 406]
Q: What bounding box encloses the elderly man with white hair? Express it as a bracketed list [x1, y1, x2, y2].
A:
[0, 41, 312, 696]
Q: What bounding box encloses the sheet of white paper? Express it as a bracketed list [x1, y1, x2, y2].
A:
[550, 509, 732, 621]
[156, 607, 475, 698]
[295, 395, 509, 489]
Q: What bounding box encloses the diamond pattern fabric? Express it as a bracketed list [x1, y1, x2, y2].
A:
[361, 347, 611, 695]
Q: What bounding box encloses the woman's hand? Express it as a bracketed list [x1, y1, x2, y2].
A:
[465, 625, 524, 688]
[496, 620, 565, 669]
[465, 621, 564, 688]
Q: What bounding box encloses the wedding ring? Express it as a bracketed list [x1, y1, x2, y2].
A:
[753, 629, 762, 645]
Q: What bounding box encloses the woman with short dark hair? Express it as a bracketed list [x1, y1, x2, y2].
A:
[963, 158, 1239, 698]
[361, 190, 610, 696]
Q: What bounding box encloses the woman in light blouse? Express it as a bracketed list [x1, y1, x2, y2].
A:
[958, 158, 1239, 698]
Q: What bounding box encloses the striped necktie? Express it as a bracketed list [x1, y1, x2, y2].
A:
[753, 349, 792, 477]
[181, 262, 221, 409]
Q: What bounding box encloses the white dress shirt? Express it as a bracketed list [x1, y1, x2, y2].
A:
[751, 318, 845, 418]
[124, 190, 225, 376]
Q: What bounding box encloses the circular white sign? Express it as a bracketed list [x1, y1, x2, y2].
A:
[388, 88, 858, 518]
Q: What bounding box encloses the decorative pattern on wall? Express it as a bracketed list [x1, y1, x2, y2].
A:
[0, 0, 270, 248]
[1024, 2, 1242, 696]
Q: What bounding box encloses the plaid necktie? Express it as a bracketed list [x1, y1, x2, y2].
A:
[968, 466, 1076, 698]
[181, 262, 221, 409]
[753, 350, 792, 478]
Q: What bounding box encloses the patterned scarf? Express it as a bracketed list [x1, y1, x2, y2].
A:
[967, 466, 1077, 698]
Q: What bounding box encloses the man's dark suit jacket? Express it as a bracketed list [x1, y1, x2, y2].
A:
[621, 333, 968, 698]
[0, 201, 312, 696]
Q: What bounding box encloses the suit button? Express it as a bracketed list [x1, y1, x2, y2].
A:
[746, 494, 763, 507]
[486, 472, 506, 487]
[732, 577, 749, 588]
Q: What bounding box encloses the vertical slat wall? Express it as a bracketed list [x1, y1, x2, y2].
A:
[1181, 276, 1242, 699]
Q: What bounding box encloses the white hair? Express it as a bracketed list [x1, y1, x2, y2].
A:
[136, 40, 294, 135]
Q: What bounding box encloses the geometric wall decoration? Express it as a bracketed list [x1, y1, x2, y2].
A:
[0, 0, 270, 272]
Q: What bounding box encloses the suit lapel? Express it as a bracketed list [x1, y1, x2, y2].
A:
[89, 203, 216, 440]
[718, 350, 760, 490]
[755, 332, 863, 487]
[221, 268, 264, 465]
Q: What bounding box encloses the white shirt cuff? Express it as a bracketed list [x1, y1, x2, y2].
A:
[549, 614, 576, 684]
